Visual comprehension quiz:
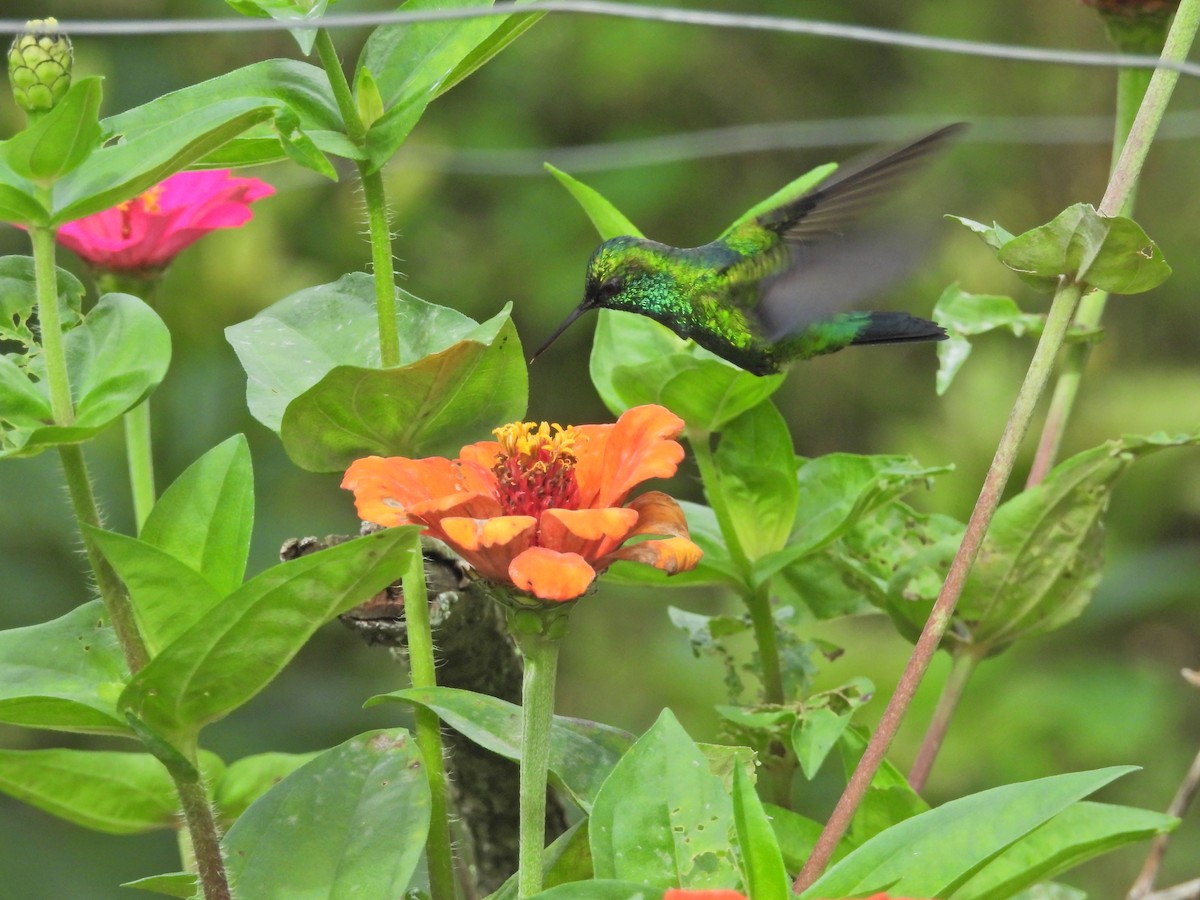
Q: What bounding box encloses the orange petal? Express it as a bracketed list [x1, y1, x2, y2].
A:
[574, 405, 685, 508]
[604, 536, 703, 574]
[459, 440, 502, 471]
[408, 490, 501, 522]
[539, 507, 638, 558]
[439, 515, 536, 583]
[624, 491, 691, 539]
[342, 455, 455, 526]
[509, 547, 596, 601]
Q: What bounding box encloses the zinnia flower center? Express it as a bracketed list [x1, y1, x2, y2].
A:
[116, 185, 164, 239]
[491, 421, 581, 517]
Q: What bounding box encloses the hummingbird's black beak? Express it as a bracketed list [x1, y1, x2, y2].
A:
[528, 301, 591, 364]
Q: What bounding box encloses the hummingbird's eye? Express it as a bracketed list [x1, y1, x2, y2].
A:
[599, 276, 623, 298]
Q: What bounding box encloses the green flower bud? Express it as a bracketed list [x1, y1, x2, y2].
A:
[8, 18, 73, 114]
[1080, 0, 1179, 53]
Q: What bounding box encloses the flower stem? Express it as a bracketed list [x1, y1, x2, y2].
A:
[313, 27, 402, 368]
[907, 644, 981, 793]
[509, 608, 567, 899]
[30, 225, 75, 425]
[794, 278, 1085, 892]
[175, 774, 231, 900]
[402, 551, 457, 900]
[124, 400, 157, 530]
[687, 429, 785, 703]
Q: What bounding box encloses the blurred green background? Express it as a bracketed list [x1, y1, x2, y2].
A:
[1, 1, 1198, 896]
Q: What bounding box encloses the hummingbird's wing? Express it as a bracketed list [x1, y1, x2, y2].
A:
[715, 123, 965, 340]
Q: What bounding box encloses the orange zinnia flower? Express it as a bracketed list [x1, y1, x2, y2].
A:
[342, 404, 702, 602]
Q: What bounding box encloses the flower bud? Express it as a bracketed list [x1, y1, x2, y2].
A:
[1080, 0, 1179, 52]
[8, 18, 73, 114]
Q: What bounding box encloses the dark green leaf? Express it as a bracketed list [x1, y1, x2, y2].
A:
[732, 764, 789, 900]
[212, 751, 320, 824]
[138, 435, 254, 596]
[932, 283, 1045, 395]
[955, 801, 1176, 900]
[998, 203, 1171, 294]
[225, 273, 490, 432]
[280, 308, 526, 472]
[370, 686, 633, 812]
[0, 600, 130, 735]
[3, 294, 171, 458]
[222, 729, 429, 898]
[0, 748, 221, 835]
[714, 400, 798, 559]
[800, 766, 1138, 898]
[0, 168, 46, 224]
[590, 709, 739, 889]
[0, 77, 103, 183]
[491, 820, 593, 899]
[120, 527, 419, 749]
[947, 215, 1057, 292]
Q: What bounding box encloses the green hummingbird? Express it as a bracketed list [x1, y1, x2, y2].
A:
[531, 123, 965, 376]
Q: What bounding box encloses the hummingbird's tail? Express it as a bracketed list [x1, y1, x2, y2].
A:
[850, 311, 947, 346]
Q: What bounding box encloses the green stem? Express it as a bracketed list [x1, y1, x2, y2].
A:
[794, 280, 1085, 893]
[124, 400, 156, 531]
[402, 551, 456, 900]
[907, 645, 982, 793]
[313, 27, 401, 367]
[509, 607, 568, 899]
[688, 429, 788, 704]
[175, 775, 231, 900]
[30, 226, 75, 424]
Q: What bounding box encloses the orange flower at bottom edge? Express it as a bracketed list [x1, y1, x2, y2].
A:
[662, 890, 747, 900]
[342, 404, 703, 602]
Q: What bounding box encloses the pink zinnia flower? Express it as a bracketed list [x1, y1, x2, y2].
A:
[55, 169, 274, 272]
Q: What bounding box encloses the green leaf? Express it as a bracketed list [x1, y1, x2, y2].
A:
[800, 766, 1138, 898]
[0, 162, 46, 224]
[222, 729, 430, 898]
[753, 454, 950, 585]
[3, 293, 171, 458]
[212, 751, 320, 824]
[0, 77, 103, 184]
[762, 803, 848, 872]
[544, 163, 645, 240]
[590, 709, 739, 889]
[102, 59, 346, 169]
[0, 748, 221, 835]
[51, 98, 277, 223]
[436, 2, 545, 98]
[533, 882, 665, 900]
[713, 400, 798, 559]
[138, 435, 254, 595]
[955, 801, 1176, 900]
[119, 527, 419, 750]
[792, 677, 874, 780]
[358, 0, 541, 172]
[959, 431, 1200, 653]
[280, 308, 526, 472]
[998, 203, 1171, 294]
[491, 820, 593, 899]
[839, 726, 929, 845]
[225, 273, 492, 432]
[732, 764, 789, 900]
[223, 0, 340, 54]
[0, 255, 85, 353]
[932, 283, 1045, 395]
[947, 215, 1058, 293]
[0, 600, 130, 735]
[370, 686, 633, 812]
[121, 873, 198, 898]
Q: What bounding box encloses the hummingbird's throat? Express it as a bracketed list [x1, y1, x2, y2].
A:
[491, 421, 581, 517]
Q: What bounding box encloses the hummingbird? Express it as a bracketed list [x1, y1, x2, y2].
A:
[531, 123, 965, 376]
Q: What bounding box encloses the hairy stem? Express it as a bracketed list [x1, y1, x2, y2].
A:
[124, 400, 157, 530]
[176, 776, 231, 900]
[907, 644, 981, 793]
[1127, 735, 1200, 898]
[402, 551, 457, 900]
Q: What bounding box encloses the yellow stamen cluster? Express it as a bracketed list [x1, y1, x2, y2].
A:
[493, 421, 577, 471]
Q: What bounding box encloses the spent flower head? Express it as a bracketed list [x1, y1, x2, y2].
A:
[343, 404, 703, 602]
[7, 18, 72, 114]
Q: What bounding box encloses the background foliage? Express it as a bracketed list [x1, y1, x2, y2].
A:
[0, 1, 1197, 896]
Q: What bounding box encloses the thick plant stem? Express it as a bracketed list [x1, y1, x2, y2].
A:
[907, 645, 981, 793]
[30, 226, 74, 424]
[176, 776, 231, 900]
[313, 27, 401, 368]
[794, 280, 1084, 893]
[510, 609, 567, 899]
[124, 400, 156, 530]
[402, 552, 457, 900]
[687, 429, 786, 703]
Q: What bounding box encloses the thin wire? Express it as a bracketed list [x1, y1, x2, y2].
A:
[397, 111, 1200, 175]
[3, 2, 1200, 79]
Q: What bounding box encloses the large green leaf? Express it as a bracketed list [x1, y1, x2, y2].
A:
[732, 764, 789, 900]
[2, 293, 171, 458]
[120, 527, 419, 750]
[590, 709, 740, 889]
[280, 308, 526, 471]
[225, 273, 492, 431]
[222, 729, 430, 898]
[211, 751, 320, 825]
[491, 820, 593, 899]
[0, 600, 130, 735]
[800, 766, 1137, 898]
[0, 748, 222, 835]
[370, 686, 633, 812]
[137, 435, 254, 595]
[0, 77, 102, 184]
[955, 801, 1176, 900]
